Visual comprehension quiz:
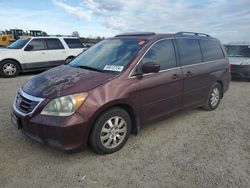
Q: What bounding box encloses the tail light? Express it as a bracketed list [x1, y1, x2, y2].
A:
[227, 64, 231, 73]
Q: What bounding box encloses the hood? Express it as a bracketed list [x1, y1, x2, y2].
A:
[0, 48, 20, 60]
[22, 65, 116, 99]
[0, 48, 18, 51]
[228, 57, 250, 65]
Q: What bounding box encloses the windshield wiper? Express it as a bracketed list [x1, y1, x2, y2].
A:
[71, 65, 104, 72]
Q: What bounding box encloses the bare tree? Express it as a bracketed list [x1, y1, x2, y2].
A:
[71, 31, 80, 37]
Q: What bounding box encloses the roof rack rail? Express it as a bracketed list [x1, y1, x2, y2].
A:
[47, 35, 75, 37]
[115, 32, 156, 37]
[175, 32, 210, 37]
[32, 35, 76, 37]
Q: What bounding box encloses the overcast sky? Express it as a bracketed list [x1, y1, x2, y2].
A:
[0, 0, 249, 43]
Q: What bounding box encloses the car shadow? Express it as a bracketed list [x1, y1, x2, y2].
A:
[231, 77, 249, 82]
[19, 70, 45, 77]
[0, 70, 45, 79]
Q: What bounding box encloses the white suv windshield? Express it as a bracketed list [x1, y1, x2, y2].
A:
[69, 38, 144, 73]
[8, 38, 31, 49]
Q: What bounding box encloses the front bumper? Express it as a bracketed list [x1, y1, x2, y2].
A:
[13, 111, 89, 150]
[12, 90, 90, 151]
[231, 64, 250, 79]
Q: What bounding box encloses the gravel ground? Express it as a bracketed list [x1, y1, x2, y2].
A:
[0, 74, 249, 188]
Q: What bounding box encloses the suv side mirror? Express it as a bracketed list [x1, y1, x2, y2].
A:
[141, 62, 160, 74]
[24, 45, 33, 51]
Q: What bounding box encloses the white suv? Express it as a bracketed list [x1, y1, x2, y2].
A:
[0, 37, 87, 77]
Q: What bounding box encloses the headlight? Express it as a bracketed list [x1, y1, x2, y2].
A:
[241, 61, 250, 65]
[41, 93, 88, 116]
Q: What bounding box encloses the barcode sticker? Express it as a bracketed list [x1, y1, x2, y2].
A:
[103, 65, 124, 72]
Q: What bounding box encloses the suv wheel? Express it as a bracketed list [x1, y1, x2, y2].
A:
[203, 83, 222, 111]
[89, 107, 131, 154]
[0, 60, 20, 78]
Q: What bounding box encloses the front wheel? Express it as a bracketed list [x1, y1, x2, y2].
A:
[203, 83, 222, 111]
[89, 107, 131, 155]
[0, 60, 20, 78]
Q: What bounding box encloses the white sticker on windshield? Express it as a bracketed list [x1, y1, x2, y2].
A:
[103, 65, 124, 72]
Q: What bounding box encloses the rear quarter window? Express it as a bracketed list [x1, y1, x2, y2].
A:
[200, 39, 224, 61]
[64, 38, 83, 49]
[176, 38, 203, 66]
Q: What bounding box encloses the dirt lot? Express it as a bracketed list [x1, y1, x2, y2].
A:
[0, 74, 249, 188]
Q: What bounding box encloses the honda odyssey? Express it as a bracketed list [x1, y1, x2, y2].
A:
[12, 32, 231, 154]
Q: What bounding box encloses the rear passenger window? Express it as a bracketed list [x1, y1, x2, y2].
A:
[141, 39, 176, 71]
[64, 38, 83, 49]
[200, 39, 224, 61]
[177, 39, 202, 66]
[46, 38, 64, 50]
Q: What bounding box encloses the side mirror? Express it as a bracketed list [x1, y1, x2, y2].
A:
[141, 62, 160, 74]
[24, 45, 33, 51]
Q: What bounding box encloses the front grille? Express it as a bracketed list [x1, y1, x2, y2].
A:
[15, 92, 40, 114]
[231, 64, 240, 70]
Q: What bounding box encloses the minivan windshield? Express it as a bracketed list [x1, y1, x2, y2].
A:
[7, 38, 30, 49]
[69, 38, 144, 73]
[226, 45, 250, 57]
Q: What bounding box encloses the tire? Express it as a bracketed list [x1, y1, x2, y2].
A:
[89, 107, 132, 155]
[0, 60, 20, 78]
[202, 83, 222, 111]
[64, 57, 74, 65]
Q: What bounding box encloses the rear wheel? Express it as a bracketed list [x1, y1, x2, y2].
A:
[64, 57, 74, 64]
[0, 60, 20, 78]
[203, 83, 222, 111]
[89, 107, 131, 155]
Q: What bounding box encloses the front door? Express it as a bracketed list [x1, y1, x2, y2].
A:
[22, 38, 49, 70]
[134, 39, 183, 123]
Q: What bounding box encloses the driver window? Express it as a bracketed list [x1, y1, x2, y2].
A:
[28, 39, 46, 51]
[141, 39, 177, 71]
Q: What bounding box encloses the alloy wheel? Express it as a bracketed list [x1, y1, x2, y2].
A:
[3, 63, 17, 76]
[210, 87, 220, 107]
[100, 116, 127, 149]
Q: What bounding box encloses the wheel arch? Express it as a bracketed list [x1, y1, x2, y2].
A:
[1, 58, 22, 71]
[216, 80, 224, 98]
[88, 101, 140, 140]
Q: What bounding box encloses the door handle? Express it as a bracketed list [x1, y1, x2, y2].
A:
[186, 71, 193, 77]
[41, 52, 46, 55]
[171, 74, 181, 79]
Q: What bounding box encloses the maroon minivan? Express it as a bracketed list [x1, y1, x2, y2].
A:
[12, 32, 231, 154]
